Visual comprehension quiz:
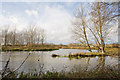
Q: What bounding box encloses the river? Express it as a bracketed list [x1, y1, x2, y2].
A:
[1, 49, 118, 74]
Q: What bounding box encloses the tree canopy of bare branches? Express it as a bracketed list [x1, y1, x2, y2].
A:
[72, 2, 119, 53]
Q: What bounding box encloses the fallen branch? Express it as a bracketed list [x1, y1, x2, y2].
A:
[2, 53, 11, 77]
[2, 52, 31, 78]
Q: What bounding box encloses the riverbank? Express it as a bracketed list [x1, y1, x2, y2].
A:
[52, 48, 118, 58]
[2, 44, 119, 57]
[2, 45, 59, 51]
[105, 47, 118, 56]
[69, 47, 118, 57]
[2, 48, 59, 51]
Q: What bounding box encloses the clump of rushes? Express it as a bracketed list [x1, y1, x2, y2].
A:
[51, 54, 60, 57]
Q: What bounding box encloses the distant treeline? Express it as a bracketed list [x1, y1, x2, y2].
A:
[2, 43, 119, 51]
[0, 23, 46, 46]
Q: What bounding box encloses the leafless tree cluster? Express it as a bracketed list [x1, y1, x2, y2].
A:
[1, 24, 46, 46]
[24, 23, 46, 45]
[72, 2, 119, 53]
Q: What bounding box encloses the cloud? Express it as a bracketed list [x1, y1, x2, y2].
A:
[0, 15, 18, 25]
[106, 21, 118, 44]
[35, 5, 73, 44]
[9, 16, 19, 24]
[1, 4, 73, 44]
[0, 2, 118, 44]
[25, 9, 39, 17]
[0, 14, 27, 31]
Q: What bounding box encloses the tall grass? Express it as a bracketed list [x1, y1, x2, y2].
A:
[3, 64, 119, 78]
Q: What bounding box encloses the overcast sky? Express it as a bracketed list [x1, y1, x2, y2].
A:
[0, 2, 118, 44]
[0, 2, 82, 44]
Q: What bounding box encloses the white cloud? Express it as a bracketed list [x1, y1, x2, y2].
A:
[35, 5, 73, 44]
[25, 9, 39, 17]
[106, 21, 118, 44]
[0, 15, 18, 25]
[0, 14, 27, 31]
[9, 16, 19, 24]
[0, 4, 73, 44]
[1, 2, 118, 44]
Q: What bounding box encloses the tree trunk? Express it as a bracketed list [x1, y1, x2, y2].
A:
[83, 24, 92, 52]
[82, 19, 92, 52]
[98, 2, 105, 53]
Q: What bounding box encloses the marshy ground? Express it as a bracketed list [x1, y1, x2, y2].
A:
[1, 44, 119, 79]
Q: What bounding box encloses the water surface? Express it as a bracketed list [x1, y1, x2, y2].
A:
[1, 49, 118, 74]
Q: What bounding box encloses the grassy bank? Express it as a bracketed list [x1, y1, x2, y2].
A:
[68, 47, 118, 57]
[2, 45, 59, 51]
[2, 44, 119, 57]
[51, 48, 118, 58]
[2, 48, 59, 51]
[105, 48, 118, 56]
[3, 66, 119, 78]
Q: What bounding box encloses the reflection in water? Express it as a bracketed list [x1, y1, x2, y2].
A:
[1, 49, 118, 74]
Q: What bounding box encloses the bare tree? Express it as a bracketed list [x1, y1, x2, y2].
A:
[2, 26, 9, 46]
[35, 27, 45, 44]
[36, 30, 41, 44]
[40, 28, 45, 45]
[6, 26, 17, 45]
[90, 2, 119, 53]
[1, 23, 46, 46]
[24, 23, 37, 45]
[7, 31, 13, 45]
[24, 29, 30, 45]
[72, 2, 118, 53]
[24, 23, 46, 45]
[17, 31, 25, 45]
[11, 26, 17, 45]
[72, 5, 92, 52]
[28, 23, 37, 44]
